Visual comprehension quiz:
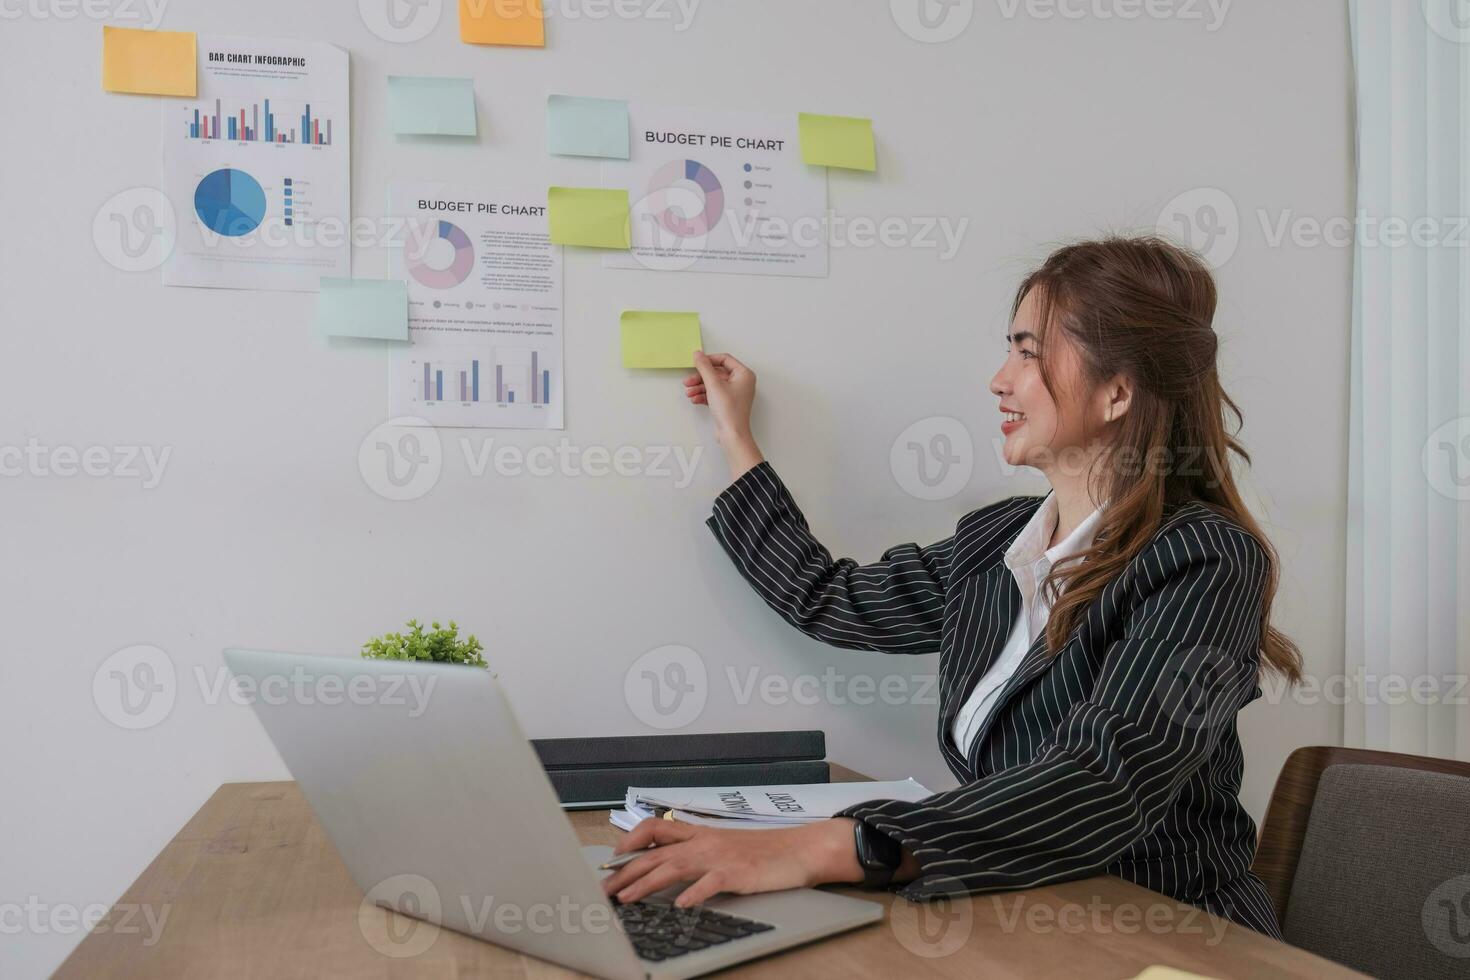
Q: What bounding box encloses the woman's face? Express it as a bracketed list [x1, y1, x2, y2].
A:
[989, 290, 1099, 473]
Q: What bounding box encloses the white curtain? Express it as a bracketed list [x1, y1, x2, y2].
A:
[1346, 0, 1470, 760]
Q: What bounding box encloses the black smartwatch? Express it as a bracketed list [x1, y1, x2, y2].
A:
[852, 821, 904, 889]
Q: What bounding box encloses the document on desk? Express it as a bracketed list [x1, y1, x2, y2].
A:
[623, 778, 932, 827]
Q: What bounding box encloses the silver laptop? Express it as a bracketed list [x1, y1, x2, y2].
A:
[222, 648, 884, 979]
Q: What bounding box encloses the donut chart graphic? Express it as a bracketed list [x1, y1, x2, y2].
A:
[406, 219, 475, 289]
[645, 159, 725, 238]
[193, 168, 267, 237]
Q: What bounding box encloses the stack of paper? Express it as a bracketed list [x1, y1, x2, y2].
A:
[610, 779, 932, 832]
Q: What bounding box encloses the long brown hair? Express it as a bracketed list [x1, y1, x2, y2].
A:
[1018, 236, 1302, 682]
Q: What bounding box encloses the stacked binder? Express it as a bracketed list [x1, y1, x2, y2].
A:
[530, 730, 829, 809]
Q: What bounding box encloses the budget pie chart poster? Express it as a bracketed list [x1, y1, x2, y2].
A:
[388, 182, 565, 431]
[601, 103, 828, 278]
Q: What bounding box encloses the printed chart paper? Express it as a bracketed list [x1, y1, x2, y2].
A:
[162, 34, 350, 291]
[602, 104, 828, 278]
[388, 182, 564, 429]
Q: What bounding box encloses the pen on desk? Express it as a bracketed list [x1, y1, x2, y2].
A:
[601, 807, 679, 868]
[599, 847, 652, 870]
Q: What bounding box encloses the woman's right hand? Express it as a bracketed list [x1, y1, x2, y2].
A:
[685, 351, 765, 479]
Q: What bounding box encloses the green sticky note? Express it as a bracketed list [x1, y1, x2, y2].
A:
[316, 278, 409, 341]
[388, 75, 477, 136]
[798, 112, 876, 171]
[621, 311, 702, 369]
[548, 95, 630, 159]
[548, 187, 631, 249]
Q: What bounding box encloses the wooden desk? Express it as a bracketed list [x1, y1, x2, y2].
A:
[57, 768, 1361, 978]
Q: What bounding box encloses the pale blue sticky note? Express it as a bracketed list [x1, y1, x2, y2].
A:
[547, 94, 630, 159]
[388, 75, 478, 136]
[316, 278, 409, 341]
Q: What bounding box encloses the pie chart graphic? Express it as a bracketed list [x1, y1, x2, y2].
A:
[645, 159, 725, 238]
[193, 168, 267, 237]
[406, 219, 475, 289]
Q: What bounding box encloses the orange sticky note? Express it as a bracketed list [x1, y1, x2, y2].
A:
[102, 26, 197, 97]
[459, 0, 545, 47]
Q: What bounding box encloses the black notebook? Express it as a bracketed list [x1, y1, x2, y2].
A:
[530, 730, 825, 769]
[529, 730, 829, 808]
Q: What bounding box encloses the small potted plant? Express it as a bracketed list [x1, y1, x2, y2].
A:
[360, 619, 486, 667]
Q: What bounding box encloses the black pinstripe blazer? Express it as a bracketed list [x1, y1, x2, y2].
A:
[706, 462, 1282, 938]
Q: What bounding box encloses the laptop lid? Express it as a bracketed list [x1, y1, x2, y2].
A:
[222, 648, 646, 980]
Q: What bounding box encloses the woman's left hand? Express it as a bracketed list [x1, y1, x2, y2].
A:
[600, 817, 865, 908]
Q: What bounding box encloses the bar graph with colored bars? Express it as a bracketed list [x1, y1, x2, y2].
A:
[415, 353, 553, 407]
[491, 349, 551, 406]
[419, 358, 480, 403]
[186, 98, 334, 145]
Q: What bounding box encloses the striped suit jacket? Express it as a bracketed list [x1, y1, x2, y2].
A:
[706, 461, 1282, 938]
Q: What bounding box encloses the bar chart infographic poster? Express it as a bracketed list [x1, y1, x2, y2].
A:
[601, 104, 828, 278]
[161, 34, 350, 291]
[388, 182, 565, 430]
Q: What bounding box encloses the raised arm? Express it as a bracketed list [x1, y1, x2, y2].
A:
[708, 461, 954, 653]
[685, 351, 953, 654]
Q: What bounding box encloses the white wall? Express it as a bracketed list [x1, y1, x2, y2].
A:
[0, 1, 1353, 975]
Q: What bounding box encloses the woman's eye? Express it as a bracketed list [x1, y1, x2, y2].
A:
[1019, 349, 1037, 360]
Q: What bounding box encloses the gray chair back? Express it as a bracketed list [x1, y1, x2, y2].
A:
[1281, 763, 1470, 979]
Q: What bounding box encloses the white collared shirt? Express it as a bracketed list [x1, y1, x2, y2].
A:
[949, 491, 1107, 756]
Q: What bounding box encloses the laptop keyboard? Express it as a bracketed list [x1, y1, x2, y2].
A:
[613, 900, 775, 962]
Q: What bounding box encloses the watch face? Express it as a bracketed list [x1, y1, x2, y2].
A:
[858, 823, 902, 870]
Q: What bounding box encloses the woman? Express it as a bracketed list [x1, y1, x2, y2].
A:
[600, 236, 1302, 939]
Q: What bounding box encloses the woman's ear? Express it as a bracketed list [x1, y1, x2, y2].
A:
[1102, 374, 1133, 423]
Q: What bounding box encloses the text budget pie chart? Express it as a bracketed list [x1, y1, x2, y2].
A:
[646, 158, 725, 238]
[193, 168, 267, 237]
[407, 219, 476, 289]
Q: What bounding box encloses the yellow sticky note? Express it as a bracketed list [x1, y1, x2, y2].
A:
[1131, 968, 1218, 980]
[621, 312, 702, 369]
[460, 0, 545, 47]
[798, 112, 876, 171]
[548, 187, 630, 249]
[102, 26, 197, 97]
